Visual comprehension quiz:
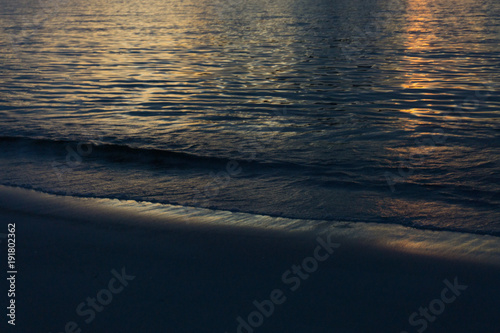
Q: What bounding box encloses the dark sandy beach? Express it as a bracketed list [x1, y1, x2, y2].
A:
[1, 186, 499, 333]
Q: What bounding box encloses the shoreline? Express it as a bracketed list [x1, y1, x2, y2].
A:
[1, 185, 499, 332]
[1, 185, 499, 264]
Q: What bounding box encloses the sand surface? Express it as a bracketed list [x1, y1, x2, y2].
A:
[0, 186, 499, 333]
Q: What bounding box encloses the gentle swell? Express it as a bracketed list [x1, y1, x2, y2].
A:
[0, 135, 294, 170]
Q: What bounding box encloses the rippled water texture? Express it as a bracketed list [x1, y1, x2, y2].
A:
[0, 0, 499, 233]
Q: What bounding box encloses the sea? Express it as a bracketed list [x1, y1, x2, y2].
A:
[0, 0, 499, 236]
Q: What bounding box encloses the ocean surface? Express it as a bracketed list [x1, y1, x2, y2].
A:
[0, 0, 499, 235]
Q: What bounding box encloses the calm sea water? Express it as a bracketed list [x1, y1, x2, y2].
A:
[0, 0, 499, 234]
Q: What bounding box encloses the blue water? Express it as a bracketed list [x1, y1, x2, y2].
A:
[0, 0, 499, 235]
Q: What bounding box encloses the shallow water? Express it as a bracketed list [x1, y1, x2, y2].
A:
[0, 0, 499, 234]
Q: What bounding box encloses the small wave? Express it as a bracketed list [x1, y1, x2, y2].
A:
[1, 135, 498, 237]
[0, 135, 274, 170]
